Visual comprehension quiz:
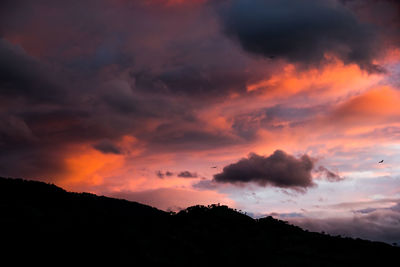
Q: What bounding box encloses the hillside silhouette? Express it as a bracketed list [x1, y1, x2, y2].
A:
[1, 177, 398, 266]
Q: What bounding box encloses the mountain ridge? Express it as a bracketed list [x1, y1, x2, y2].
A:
[1, 177, 398, 266]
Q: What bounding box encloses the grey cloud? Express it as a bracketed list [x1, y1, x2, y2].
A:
[0, 0, 264, 180]
[316, 166, 345, 182]
[146, 122, 245, 152]
[328, 198, 400, 210]
[156, 171, 165, 179]
[0, 39, 64, 103]
[354, 207, 377, 214]
[193, 179, 219, 190]
[93, 140, 122, 155]
[214, 150, 315, 189]
[289, 204, 400, 245]
[156, 170, 198, 179]
[156, 171, 174, 179]
[2, 0, 396, 182]
[231, 105, 326, 139]
[137, 66, 248, 97]
[0, 144, 68, 181]
[0, 115, 36, 146]
[177, 171, 198, 178]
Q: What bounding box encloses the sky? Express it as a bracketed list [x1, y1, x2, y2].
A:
[1, 0, 400, 244]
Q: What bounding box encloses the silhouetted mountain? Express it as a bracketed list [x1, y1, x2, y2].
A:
[1, 177, 398, 266]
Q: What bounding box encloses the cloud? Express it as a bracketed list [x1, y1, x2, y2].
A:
[1, 1, 254, 181]
[220, 0, 383, 71]
[214, 150, 315, 190]
[93, 140, 122, 155]
[274, 199, 400, 244]
[0, 115, 36, 145]
[330, 86, 400, 125]
[0, 0, 397, 209]
[0, 144, 68, 181]
[328, 198, 400, 210]
[177, 171, 198, 178]
[133, 63, 256, 98]
[156, 171, 174, 179]
[193, 179, 219, 190]
[316, 166, 344, 182]
[289, 202, 400, 244]
[145, 122, 246, 152]
[354, 207, 377, 214]
[0, 39, 64, 102]
[156, 170, 198, 178]
[341, 0, 400, 42]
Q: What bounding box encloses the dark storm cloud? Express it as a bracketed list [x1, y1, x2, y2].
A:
[177, 171, 198, 178]
[150, 129, 239, 150]
[18, 104, 135, 145]
[214, 150, 315, 189]
[341, 0, 400, 46]
[0, 0, 263, 180]
[0, 0, 230, 178]
[341, 0, 400, 25]
[0, 142, 68, 181]
[66, 39, 133, 77]
[0, 115, 35, 146]
[220, 0, 383, 71]
[2, 0, 394, 182]
[0, 110, 99, 180]
[146, 121, 245, 151]
[93, 140, 122, 155]
[0, 39, 64, 102]
[0, 0, 25, 36]
[134, 65, 252, 98]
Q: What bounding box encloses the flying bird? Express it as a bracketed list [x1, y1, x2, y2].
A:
[378, 160, 384, 163]
[211, 166, 217, 168]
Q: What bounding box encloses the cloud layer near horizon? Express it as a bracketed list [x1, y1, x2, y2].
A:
[284, 199, 400, 245]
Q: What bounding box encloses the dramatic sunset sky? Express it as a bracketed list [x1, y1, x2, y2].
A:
[1, 0, 400, 243]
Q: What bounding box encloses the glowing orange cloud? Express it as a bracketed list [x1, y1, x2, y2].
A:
[247, 59, 383, 104]
[60, 145, 125, 190]
[331, 86, 400, 125]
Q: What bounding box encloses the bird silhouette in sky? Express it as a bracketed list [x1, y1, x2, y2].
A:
[211, 166, 217, 168]
[378, 160, 384, 163]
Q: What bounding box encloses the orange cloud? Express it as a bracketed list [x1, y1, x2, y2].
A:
[247, 59, 383, 104]
[331, 86, 400, 125]
[59, 144, 125, 190]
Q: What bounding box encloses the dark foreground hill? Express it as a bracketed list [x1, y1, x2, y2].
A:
[1, 177, 398, 266]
